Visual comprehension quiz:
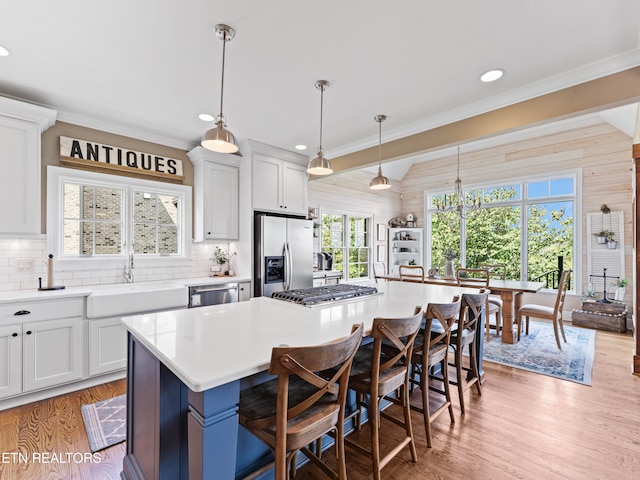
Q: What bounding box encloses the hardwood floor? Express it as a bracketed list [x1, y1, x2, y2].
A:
[0, 330, 638, 479]
[0, 380, 126, 480]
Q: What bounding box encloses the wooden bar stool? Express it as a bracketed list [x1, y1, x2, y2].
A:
[447, 292, 486, 414]
[238, 323, 364, 480]
[456, 268, 500, 341]
[408, 300, 460, 447]
[346, 307, 423, 480]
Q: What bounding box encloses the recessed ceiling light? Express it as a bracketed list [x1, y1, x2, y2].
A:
[198, 113, 215, 122]
[0, 45, 10, 57]
[295, 144, 307, 151]
[480, 69, 504, 83]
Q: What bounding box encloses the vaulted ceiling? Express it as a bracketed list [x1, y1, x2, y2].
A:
[1, 1, 639, 169]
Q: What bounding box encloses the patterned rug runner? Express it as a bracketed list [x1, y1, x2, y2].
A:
[483, 320, 595, 385]
[81, 394, 126, 452]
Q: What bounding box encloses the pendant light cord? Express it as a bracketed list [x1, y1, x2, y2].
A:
[218, 30, 227, 119]
[378, 119, 382, 173]
[318, 84, 324, 152]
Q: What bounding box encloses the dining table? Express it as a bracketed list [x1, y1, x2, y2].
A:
[377, 274, 545, 343]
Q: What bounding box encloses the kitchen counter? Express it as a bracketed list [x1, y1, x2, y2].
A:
[0, 277, 252, 305]
[181, 276, 251, 287]
[0, 286, 92, 305]
[120, 281, 481, 480]
[123, 281, 475, 392]
[312, 269, 341, 279]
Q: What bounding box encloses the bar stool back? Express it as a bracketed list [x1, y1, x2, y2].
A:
[347, 307, 423, 480]
[238, 323, 364, 480]
[409, 300, 460, 447]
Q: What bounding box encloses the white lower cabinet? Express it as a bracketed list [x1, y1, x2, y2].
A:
[0, 298, 84, 400]
[238, 281, 251, 302]
[0, 324, 22, 399]
[22, 317, 83, 392]
[89, 318, 127, 376]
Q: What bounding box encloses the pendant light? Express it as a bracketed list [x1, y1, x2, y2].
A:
[201, 24, 239, 154]
[369, 114, 391, 190]
[307, 80, 333, 175]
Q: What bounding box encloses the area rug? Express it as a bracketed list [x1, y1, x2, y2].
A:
[483, 321, 596, 385]
[81, 394, 126, 452]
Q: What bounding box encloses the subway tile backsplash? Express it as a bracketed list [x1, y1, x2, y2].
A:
[0, 237, 217, 292]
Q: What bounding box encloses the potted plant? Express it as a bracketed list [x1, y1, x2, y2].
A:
[211, 246, 236, 275]
[443, 248, 457, 279]
[605, 231, 617, 249]
[613, 278, 628, 301]
[593, 230, 613, 244]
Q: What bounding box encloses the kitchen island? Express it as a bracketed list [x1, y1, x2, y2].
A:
[120, 281, 479, 480]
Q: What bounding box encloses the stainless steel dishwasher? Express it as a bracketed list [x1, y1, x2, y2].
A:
[188, 282, 239, 307]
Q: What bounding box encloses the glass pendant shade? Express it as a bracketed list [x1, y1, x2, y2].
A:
[201, 120, 238, 153]
[369, 114, 391, 190]
[202, 24, 238, 154]
[308, 150, 333, 175]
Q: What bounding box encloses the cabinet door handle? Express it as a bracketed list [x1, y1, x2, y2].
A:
[26, 330, 32, 335]
[11, 333, 18, 337]
[14, 310, 31, 316]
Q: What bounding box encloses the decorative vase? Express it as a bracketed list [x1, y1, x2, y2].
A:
[615, 287, 625, 301]
[445, 259, 455, 279]
[596, 236, 607, 244]
[607, 240, 617, 250]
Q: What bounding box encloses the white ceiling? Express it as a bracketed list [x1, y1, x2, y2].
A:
[1, 1, 639, 162]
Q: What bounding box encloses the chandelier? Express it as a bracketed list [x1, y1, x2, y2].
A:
[434, 146, 481, 218]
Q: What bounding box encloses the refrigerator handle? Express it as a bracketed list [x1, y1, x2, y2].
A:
[285, 242, 292, 290]
[283, 242, 289, 290]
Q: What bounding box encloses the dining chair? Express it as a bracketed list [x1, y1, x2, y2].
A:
[373, 262, 386, 282]
[478, 264, 506, 334]
[399, 265, 425, 283]
[346, 307, 423, 480]
[517, 269, 572, 349]
[455, 268, 500, 341]
[447, 292, 486, 414]
[408, 300, 460, 447]
[238, 323, 364, 480]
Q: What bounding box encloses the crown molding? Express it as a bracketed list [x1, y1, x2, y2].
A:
[325, 49, 640, 160]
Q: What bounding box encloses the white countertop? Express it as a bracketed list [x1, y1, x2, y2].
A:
[182, 276, 251, 287]
[121, 281, 478, 392]
[0, 286, 93, 305]
[0, 277, 252, 305]
[313, 270, 342, 278]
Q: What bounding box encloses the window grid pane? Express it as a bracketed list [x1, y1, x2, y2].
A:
[429, 176, 575, 288]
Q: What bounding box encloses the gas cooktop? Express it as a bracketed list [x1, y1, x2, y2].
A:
[271, 284, 379, 307]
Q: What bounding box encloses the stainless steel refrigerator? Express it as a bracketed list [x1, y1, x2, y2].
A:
[254, 214, 314, 297]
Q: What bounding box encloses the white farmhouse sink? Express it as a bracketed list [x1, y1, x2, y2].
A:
[86, 281, 188, 319]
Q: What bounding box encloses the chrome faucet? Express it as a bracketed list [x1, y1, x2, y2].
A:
[123, 247, 134, 283]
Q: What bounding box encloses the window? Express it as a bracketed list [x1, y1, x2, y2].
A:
[427, 174, 576, 288]
[48, 166, 191, 267]
[321, 212, 371, 281]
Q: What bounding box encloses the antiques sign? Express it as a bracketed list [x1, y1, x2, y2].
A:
[60, 136, 184, 180]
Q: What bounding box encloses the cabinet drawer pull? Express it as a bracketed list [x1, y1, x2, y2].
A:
[14, 310, 31, 316]
[26, 330, 32, 335]
[11, 332, 18, 337]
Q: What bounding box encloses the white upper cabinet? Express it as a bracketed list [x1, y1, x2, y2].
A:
[243, 140, 309, 216]
[188, 146, 240, 241]
[0, 97, 56, 235]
